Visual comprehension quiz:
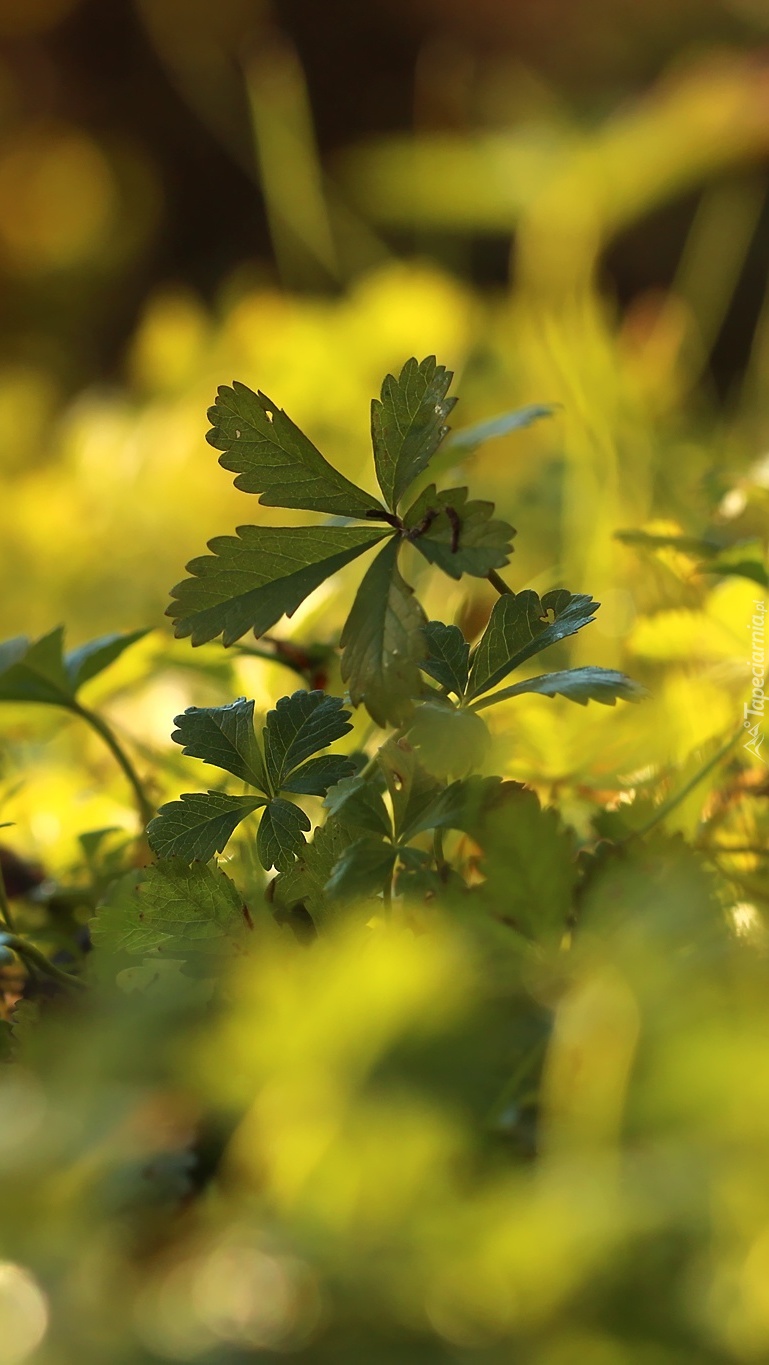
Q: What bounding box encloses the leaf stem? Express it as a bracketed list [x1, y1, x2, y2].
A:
[622, 725, 745, 845]
[0, 934, 86, 991]
[433, 828, 449, 881]
[487, 569, 514, 596]
[0, 859, 16, 934]
[72, 702, 154, 831]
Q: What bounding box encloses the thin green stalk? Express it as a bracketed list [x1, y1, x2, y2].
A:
[72, 702, 154, 830]
[487, 569, 514, 596]
[382, 875, 393, 918]
[0, 859, 16, 934]
[622, 725, 745, 845]
[433, 828, 449, 882]
[0, 935, 86, 991]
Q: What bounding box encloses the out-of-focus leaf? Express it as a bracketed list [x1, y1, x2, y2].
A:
[421, 621, 470, 697]
[472, 667, 648, 710]
[445, 404, 557, 455]
[207, 380, 382, 518]
[325, 836, 397, 901]
[147, 792, 265, 863]
[90, 862, 251, 960]
[256, 797, 312, 873]
[341, 538, 427, 726]
[65, 629, 149, 691]
[399, 774, 514, 842]
[408, 701, 491, 778]
[377, 738, 441, 840]
[478, 788, 577, 942]
[371, 356, 456, 510]
[171, 698, 269, 791]
[324, 773, 393, 836]
[274, 818, 362, 926]
[263, 690, 353, 792]
[0, 627, 149, 707]
[468, 590, 600, 698]
[168, 524, 389, 647]
[404, 485, 516, 579]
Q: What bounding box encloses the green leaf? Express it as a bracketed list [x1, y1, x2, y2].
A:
[65, 629, 149, 691]
[421, 621, 470, 696]
[91, 861, 252, 960]
[323, 773, 393, 836]
[444, 404, 556, 455]
[477, 788, 577, 943]
[468, 590, 600, 699]
[377, 738, 441, 841]
[341, 538, 427, 726]
[370, 356, 456, 510]
[280, 754, 355, 796]
[273, 818, 361, 928]
[404, 485, 515, 579]
[399, 774, 514, 842]
[263, 690, 353, 792]
[148, 792, 265, 862]
[407, 702, 490, 779]
[168, 523, 389, 647]
[256, 798, 311, 872]
[171, 698, 269, 791]
[471, 667, 648, 710]
[207, 380, 382, 518]
[615, 529, 720, 555]
[325, 836, 397, 901]
[0, 628, 76, 705]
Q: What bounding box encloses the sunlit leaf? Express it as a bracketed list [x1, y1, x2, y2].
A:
[407, 701, 490, 778]
[472, 666, 648, 710]
[168, 524, 390, 647]
[207, 380, 382, 517]
[371, 355, 456, 510]
[445, 403, 556, 455]
[91, 862, 251, 960]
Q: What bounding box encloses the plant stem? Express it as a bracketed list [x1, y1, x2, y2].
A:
[0, 935, 86, 991]
[382, 876, 393, 917]
[433, 828, 449, 881]
[487, 569, 514, 596]
[72, 702, 154, 831]
[0, 860, 16, 934]
[622, 725, 744, 845]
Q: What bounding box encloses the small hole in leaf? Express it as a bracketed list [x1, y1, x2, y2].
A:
[234, 428, 241, 438]
[391, 772, 404, 791]
[265, 409, 274, 423]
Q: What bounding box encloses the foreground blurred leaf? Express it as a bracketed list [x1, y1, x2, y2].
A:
[91, 861, 252, 960]
[168, 524, 389, 647]
[468, 590, 600, 698]
[371, 355, 456, 511]
[148, 791, 265, 862]
[341, 538, 427, 726]
[207, 380, 382, 517]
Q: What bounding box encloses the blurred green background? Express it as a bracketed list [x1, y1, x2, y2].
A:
[0, 9, 769, 1363]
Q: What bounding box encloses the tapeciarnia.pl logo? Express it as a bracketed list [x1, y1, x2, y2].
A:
[744, 598, 767, 764]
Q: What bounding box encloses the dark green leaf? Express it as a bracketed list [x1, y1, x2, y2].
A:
[263, 690, 353, 791]
[256, 798, 311, 872]
[377, 738, 441, 841]
[168, 524, 389, 647]
[341, 538, 427, 726]
[399, 774, 513, 842]
[472, 667, 648, 710]
[325, 836, 397, 901]
[371, 356, 456, 510]
[615, 529, 720, 555]
[444, 404, 556, 455]
[171, 698, 269, 791]
[148, 792, 265, 863]
[207, 380, 382, 518]
[408, 702, 490, 778]
[421, 621, 470, 696]
[405, 485, 515, 580]
[90, 861, 252, 960]
[468, 590, 599, 698]
[280, 754, 355, 796]
[323, 773, 393, 836]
